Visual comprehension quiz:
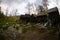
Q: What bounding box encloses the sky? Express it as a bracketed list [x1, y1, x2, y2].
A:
[0, 0, 59, 16]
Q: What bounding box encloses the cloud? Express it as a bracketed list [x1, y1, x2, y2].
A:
[48, 3, 56, 9]
[1, 0, 60, 15]
[0, 0, 37, 15]
[48, 0, 57, 9]
[0, 3, 7, 11]
[6, 2, 27, 15]
[27, 0, 36, 4]
[1, 0, 27, 5]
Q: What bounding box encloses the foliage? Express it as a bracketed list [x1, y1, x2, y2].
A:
[15, 26, 19, 30]
[0, 12, 7, 29]
[22, 27, 28, 33]
[38, 5, 48, 14]
[14, 24, 19, 30]
[7, 16, 16, 23]
[39, 6, 44, 12]
[29, 23, 35, 28]
[2, 23, 9, 30]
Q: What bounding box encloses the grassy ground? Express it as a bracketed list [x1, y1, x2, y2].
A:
[0, 23, 59, 40]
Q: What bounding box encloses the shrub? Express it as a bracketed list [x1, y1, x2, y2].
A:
[22, 27, 28, 33]
[15, 26, 19, 30]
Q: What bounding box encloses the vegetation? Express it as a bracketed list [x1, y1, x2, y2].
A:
[0, 5, 59, 40]
[22, 27, 28, 33]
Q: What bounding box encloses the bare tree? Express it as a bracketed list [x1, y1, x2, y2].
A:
[6, 8, 8, 16]
[0, 6, 1, 12]
[10, 9, 18, 16]
[42, 0, 48, 10]
[0, 0, 2, 12]
[26, 2, 31, 15]
[26, 2, 37, 15]
[14, 9, 18, 16]
[56, 0, 59, 6]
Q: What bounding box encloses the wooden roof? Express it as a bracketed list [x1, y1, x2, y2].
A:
[48, 7, 58, 13]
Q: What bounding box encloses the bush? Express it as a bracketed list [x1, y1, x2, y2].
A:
[22, 27, 28, 33]
[15, 26, 19, 30]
